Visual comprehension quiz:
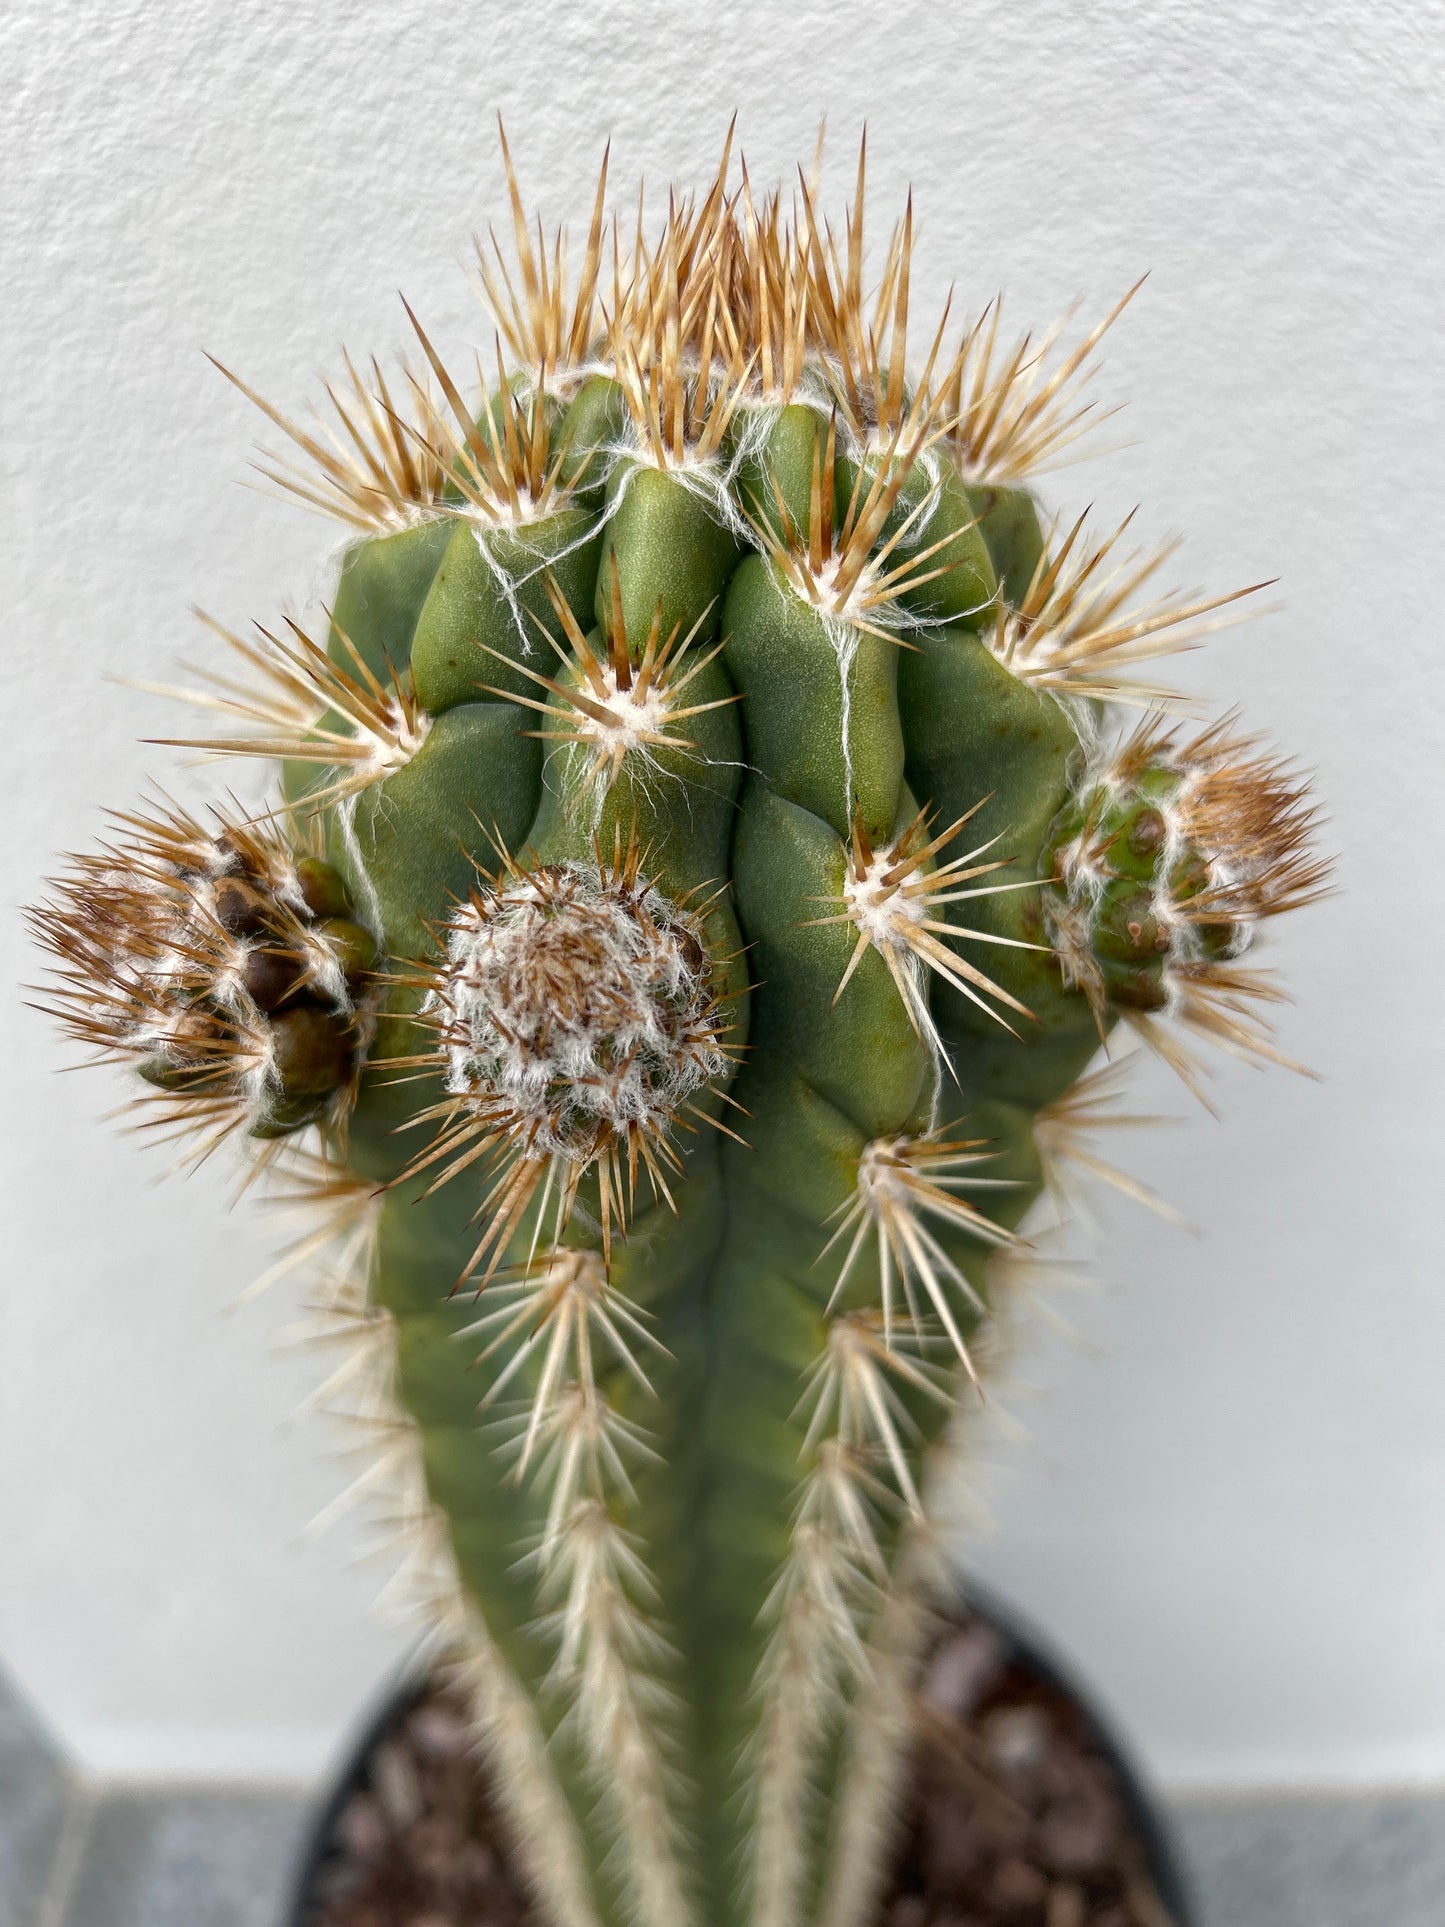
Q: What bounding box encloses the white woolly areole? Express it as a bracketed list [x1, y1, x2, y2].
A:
[466, 485, 539, 531]
[842, 848, 925, 952]
[433, 863, 727, 1164]
[580, 661, 676, 764]
[351, 693, 431, 784]
[805, 555, 881, 627]
[853, 1134, 921, 1215]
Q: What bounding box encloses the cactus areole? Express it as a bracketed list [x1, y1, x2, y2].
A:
[32, 132, 1325, 1927]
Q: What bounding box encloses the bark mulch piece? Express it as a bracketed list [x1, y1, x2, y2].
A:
[304, 1614, 1182, 1927]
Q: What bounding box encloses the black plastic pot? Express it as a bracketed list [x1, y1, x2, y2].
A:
[957, 1579, 1195, 1926]
[289, 1585, 1195, 1926]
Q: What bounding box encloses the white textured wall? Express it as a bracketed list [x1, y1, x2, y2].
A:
[3, 0, 1441, 1790]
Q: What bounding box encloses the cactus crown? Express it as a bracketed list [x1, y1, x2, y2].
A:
[31, 128, 1325, 1927]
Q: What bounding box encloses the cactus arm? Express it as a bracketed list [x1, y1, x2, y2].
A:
[342, 524, 757, 1924]
[716, 543, 978, 1922]
[345, 1139, 620, 1927]
[499, 546, 750, 1927]
[329, 691, 627, 1917]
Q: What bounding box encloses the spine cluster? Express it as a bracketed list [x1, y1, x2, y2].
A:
[1044, 719, 1327, 1076]
[413, 845, 730, 1282]
[31, 806, 374, 1150]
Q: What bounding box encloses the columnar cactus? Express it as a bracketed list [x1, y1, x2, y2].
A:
[32, 133, 1325, 1927]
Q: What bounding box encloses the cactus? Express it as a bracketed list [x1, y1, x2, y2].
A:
[30, 132, 1326, 1927]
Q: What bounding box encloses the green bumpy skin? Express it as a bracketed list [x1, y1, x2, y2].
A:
[294, 409, 1115, 1927]
[35, 153, 1321, 1927]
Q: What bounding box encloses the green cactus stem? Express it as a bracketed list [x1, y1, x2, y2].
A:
[31, 131, 1326, 1927]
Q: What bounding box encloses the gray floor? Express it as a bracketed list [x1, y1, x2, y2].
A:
[4, 1666, 1443, 1925]
[50, 1789, 311, 1927]
[0, 1676, 73, 1927]
[1172, 1793, 1445, 1925]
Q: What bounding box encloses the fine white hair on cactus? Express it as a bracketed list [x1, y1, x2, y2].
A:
[485, 561, 737, 830]
[466, 469, 636, 671]
[1154, 716, 1325, 927]
[1058, 714, 1323, 937]
[607, 317, 756, 477]
[408, 840, 732, 1281]
[399, 301, 583, 525]
[147, 611, 432, 804]
[812, 802, 1043, 1055]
